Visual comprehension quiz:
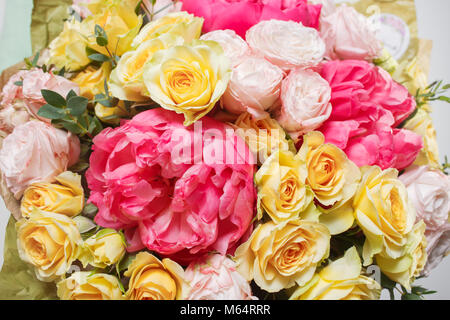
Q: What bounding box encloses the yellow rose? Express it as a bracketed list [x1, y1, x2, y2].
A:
[353, 166, 416, 266]
[94, 101, 131, 125]
[87, 0, 140, 15]
[57, 272, 124, 300]
[124, 252, 188, 300]
[290, 247, 381, 300]
[72, 63, 112, 101]
[21, 171, 84, 218]
[255, 149, 316, 223]
[109, 34, 184, 101]
[298, 132, 361, 235]
[234, 219, 330, 293]
[233, 112, 292, 165]
[131, 12, 203, 48]
[403, 108, 440, 169]
[375, 220, 427, 290]
[16, 209, 83, 282]
[79, 229, 126, 269]
[143, 40, 231, 126]
[81, 2, 143, 57]
[48, 18, 90, 71]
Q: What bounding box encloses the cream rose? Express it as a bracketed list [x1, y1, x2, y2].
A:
[233, 112, 291, 165]
[200, 30, 251, 67]
[276, 68, 332, 140]
[375, 221, 427, 290]
[124, 252, 188, 300]
[353, 166, 417, 266]
[57, 272, 124, 300]
[185, 254, 256, 300]
[221, 55, 284, 118]
[298, 132, 361, 235]
[290, 247, 381, 300]
[403, 109, 440, 168]
[132, 12, 203, 48]
[255, 149, 315, 223]
[321, 5, 383, 61]
[109, 34, 184, 102]
[0, 121, 80, 199]
[78, 228, 126, 268]
[234, 219, 330, 293]
[246, 19, 325, 72]
[16, 209, 83, 282]
[143, 40, 231, 125]
[21, 171, 84, 218]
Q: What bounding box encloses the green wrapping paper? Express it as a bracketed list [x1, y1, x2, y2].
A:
[31, 0, 73, 54]
[0, 216, 58, 300]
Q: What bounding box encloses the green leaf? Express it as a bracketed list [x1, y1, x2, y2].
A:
[117, 254, 136, 273]
[0, 216, 58, 300]
[67, 96, 89, 116]
[401, 293, 422, 300]
[96, 37, 108, 47]
[68, 161, 90, 173]
[438, 96, 450, 103]
[66, 89, 78, 101]
[82, 203, 99, 219]
[89, 116, 104, 135]
[37, 104, 66, 120]
[88, 53, 111, 62]
[380, 272, 397, 290]
[14, 81, 23, 87]
[61, 120, 83, 135]
[41, 89, 66, 108]
[31, 52, 40, 68]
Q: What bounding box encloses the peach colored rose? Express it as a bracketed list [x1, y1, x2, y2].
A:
[0, 121, 80, 199]
[200, 30, 252, 68]
[221, 55, 284, 118]
[246, 19, 325, 72]
[276, 68, 332, 140]
[321, 6, 383, 61]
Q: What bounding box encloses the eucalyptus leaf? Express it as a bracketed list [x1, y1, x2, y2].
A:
[88, 53, 111, 63]
[67, 96, 89, 116]
[41, 89, 66, 108]
[37, 104, 66, 120]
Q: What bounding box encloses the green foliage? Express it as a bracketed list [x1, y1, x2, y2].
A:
[37, 89, 103, 139]
[415, 80, 450, 107]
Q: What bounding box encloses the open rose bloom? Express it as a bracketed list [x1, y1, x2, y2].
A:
[0, 0, 449, 302]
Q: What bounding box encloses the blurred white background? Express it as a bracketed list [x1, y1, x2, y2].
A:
[0, 0, 448, 299]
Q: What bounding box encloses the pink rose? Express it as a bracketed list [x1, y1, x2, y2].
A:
[246, 19, 325, 71]
[0, 100, 30, 136]
[399, 165, 450, 275]
[276, 68, 331, 139]
[1, 68, 80, 126]
[318, 60, 422, 170]
[221, 55, 284, 118]
[320, 6, 383, 61]
[185, 254, 257, 300]
[200, 30, 252, 67]
[86, 108, 256, 265]
[181, 0, 322, 38]
[0, 121, 80, 199]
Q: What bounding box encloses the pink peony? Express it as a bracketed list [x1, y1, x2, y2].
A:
[399, 165, 450, 275]
[86, 108, 256, 265]
[185, 254, 257, 300]
[180, 0, 322, 38]
[320, 5, 383, 61]
[0, 68, 80, 128]
[0, 121, 80, 199]
[317, 60, 422, 170]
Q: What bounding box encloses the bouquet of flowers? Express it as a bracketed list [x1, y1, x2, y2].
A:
[0, 0, 449, 300]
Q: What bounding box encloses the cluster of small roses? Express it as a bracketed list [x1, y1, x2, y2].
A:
[0, 0, 448, 301]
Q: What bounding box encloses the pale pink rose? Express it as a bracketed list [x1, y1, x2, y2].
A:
[71, 0, 92, 18]
[144, 0, 182, 20]
[0, 121, 80, 199]
[221, 55, 284, 118]
[200, 30, 252, 67]
[399, 165, 450, 275]
[422, 225, 450, 277]
[246, 19, 325, 72]
[0, 101, 30, 136]
[1, 68, 79, 125]
[276, 68, 331, 140]
[185, 254, 257, 300]
[321, 5, 383, 61]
